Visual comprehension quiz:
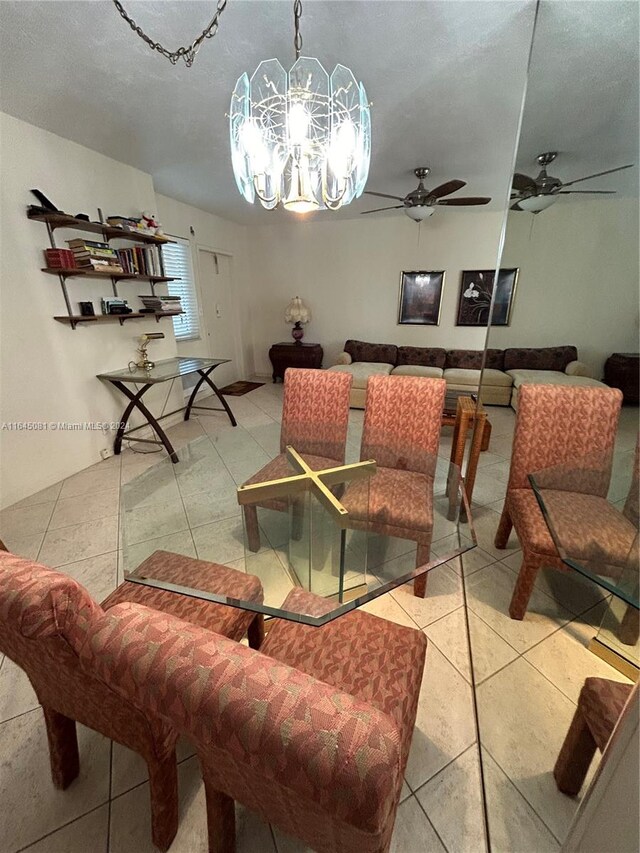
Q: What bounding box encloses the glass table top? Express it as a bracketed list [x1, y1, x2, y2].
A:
[530, 446, 639, 609]
[122, 434, 476, 625]
[97, 356, 230, 384]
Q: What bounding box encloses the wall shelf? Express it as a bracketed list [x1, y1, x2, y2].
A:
[53, 311, 183, 329]
[28, 210, 174, 245]
[41, 268, 176, 283]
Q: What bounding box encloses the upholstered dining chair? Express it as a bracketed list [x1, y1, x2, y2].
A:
[81, 590, 426, 853]
[340, 374, 447, 598]
[242, 368, 353, 551]
[554, 677, 635, 796]
[494, 384, 623, 620]
[0, 549, 263, 852]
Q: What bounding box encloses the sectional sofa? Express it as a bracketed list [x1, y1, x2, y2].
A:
[328, 340, 606, 409]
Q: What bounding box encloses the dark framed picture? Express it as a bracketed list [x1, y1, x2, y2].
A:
[397, 270, 445, 325]
[456, 268, 519, 326]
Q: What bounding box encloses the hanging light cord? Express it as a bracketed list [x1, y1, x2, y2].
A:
[111, 0, 228, 67]
[294, 0, 303, 59]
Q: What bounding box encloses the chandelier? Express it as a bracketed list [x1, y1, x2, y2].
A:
[229, 0, 371, 213]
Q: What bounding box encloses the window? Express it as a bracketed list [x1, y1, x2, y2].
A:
[163, 237, 200, 341]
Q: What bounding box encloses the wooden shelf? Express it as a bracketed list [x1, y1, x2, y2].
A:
[53, 311, 183, 327]
[28, 210, 174, 245]
[41, 268, 175, 283]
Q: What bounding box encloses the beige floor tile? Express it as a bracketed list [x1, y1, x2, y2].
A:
[471, 506, 521, 560]
[1, 531, 44, 559]
[58, 551, 119, 602]
[0, 710, 110, 851]
[476, 658, 583, 843]
[122, 501, 188, 546]
[470, 472, 508, 507]
[360, 591, 420, 628]
[405, 645, 476, 789]
[432, 539, 495, 577]
[192, 515, 251, 564]
[5, 481, 63, 510]
[0, 501, 55, 540]
[467, 562, 573, 654]
[111, 736, 196, 798]
[0, 655, 39, 722]
[181, 487, 241, 529]
[109, 756, 276, 853]
[416, 745, 488, 853]
[482, 749, 559, 853]
[390, 565, 463, 629]
[524, 619, 631, 704]
[21, 804, 109, 853]
[226, 550, 294, 611]
[49, 488, 120, 530]
[39, 516, 119, 568]
[59, 468, 121, 499]
[121, 530, 197, 573]
[389, 796, 447, 853]
[121, 468, 182, 509]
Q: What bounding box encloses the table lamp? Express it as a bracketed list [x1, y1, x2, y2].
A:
[284, 296, 311, 344]
[130, 332, 165, 372]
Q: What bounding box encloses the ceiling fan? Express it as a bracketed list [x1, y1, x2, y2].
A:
[362, 167, 491, 221]
[511, 152, 634, 213]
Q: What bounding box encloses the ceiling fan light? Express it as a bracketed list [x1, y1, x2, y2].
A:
[405, 205, 435, 222]
[517, 194, 558, 213]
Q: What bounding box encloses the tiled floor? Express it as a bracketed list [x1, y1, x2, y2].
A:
[0, 384, 636, 853]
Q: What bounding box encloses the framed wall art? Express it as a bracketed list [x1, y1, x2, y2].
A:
[456, 268, 519, 326]
[397, 270, 445, 325]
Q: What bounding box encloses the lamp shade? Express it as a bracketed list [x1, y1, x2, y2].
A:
[405, 205, 435, 222]
[517, 194, 557, 213]
[284, 296, 311, 324]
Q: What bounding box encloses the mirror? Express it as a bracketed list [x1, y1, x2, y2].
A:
[462, 1, 639, 849]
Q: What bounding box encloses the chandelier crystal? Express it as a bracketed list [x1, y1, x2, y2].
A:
[229, 2, 370, 213]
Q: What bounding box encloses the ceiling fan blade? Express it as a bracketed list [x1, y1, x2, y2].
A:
[360, 205, 405, 214]
[561, 164, 634, 187]
[429, 179, 466, 199]
[364, 190, 406, 201]
[437, 197, 492, 206]
[557, 190, 616, 195]
[512, 173, 537, 192]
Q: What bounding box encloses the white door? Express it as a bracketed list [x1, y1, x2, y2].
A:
[197, 249, 238, 388]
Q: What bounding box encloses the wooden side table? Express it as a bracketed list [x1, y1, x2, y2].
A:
[446, 395, 491, 513]
[269, 342, 323, 382]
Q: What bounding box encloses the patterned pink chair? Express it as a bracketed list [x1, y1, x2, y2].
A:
[494, 384, 623, 620]
[81, 591, 427, 853]
[0, 549, 263, 851]
[341, 375, 447, 598]
[242, 368, 353, 551]
[554, 677, 635, 795]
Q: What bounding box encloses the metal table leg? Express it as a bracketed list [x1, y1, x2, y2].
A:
[184, 367, 237, 427]
[111, 380, 179, 463]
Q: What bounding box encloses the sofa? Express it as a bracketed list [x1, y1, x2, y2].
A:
[328, 340, 606, 409]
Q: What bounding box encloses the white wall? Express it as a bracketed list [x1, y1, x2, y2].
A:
[245, 210, 507, 375]
[490, 198, 639, 378]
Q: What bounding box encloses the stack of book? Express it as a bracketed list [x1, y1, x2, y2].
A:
[44, 248, 76, 269]
[66, 239, 124, 274]
[139, 294, 182, 314]
[116, 246, 165, 277]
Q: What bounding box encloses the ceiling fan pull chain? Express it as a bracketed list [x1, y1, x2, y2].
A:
[111, 0, 228, 67]
[293, 0, 303, 60]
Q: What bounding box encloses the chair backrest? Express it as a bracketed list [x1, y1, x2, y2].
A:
[0, 552, 173, 751]
[507, 384, 622, 493]
[82, 602, 403, 851]
[361, 375, 446, 474]
[623, 435, 640, 526]
[280, 368, 353, 463]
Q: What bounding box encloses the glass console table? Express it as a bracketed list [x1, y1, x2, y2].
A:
[530, 446, 639, 678]
[122, 436, 476, 625]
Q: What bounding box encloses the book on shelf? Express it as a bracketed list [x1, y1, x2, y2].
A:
[139, 295, 181, 312]
[116, 245, 166, 277]
[67, 238, 110, 250]
[44, 248, 75, 269]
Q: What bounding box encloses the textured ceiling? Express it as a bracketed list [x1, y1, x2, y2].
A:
[0, 1, 636, 224]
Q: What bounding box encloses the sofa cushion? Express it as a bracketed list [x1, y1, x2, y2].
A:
[506, 369, 606, 390]
[396, 346, 446, 369]
[444, 368, 513, 387]
[391, 365, 444, 379]
[503, 346, 577, 372]
[445, 349, 504, 370]
[329, 362, 394, 389]
[344, 339, 398, 365]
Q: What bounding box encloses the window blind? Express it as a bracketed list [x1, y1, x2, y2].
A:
[163, 237, 200, 341]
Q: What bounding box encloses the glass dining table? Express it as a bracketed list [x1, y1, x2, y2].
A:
[530, 444, 639, 678]
[121, 435, 476, 625]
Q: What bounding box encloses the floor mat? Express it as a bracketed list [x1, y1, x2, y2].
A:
[219, 380, 265, 396]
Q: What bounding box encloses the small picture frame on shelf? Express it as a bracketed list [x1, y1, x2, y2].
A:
[456, 268, 519, 326]
[78, 301, 95, 317]
[397, 270, 445, 325]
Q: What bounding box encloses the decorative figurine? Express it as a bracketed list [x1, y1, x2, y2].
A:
[141, 211, 164, 236]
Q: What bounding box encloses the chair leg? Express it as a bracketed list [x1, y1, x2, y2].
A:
[554, 707, 598, 796]
[494, 506, 513, 549]
[618, 605, 640, 647]
[413, 543, 431, 598]
[247, 614, 265, 649]
[147, 749, 179, 852]
[243, 505, 260, 553]
[42, 706, 80, 789]
[508, 553, 541, 620]
[203, 771, 236, 853]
